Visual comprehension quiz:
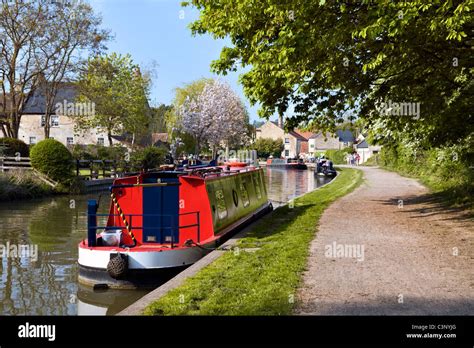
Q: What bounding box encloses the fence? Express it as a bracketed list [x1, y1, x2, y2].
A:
[0, 156, 32, 172]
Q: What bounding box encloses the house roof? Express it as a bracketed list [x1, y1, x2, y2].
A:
[294, 129, 314, 140]
[267, 121, 308, 141]
[23, 83, 77, 114]
[336, 129, 355, 143]
[152, 132, 169, 144]
[356, 140, 369, 148]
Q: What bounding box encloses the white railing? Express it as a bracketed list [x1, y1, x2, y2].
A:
[0, 156, 32, 172]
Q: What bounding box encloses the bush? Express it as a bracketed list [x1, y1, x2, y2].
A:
[130, 146, 167, 171]
[30, 139, 74, 183]
[252, 138, 284, 159]
[379, 142, 473, 207]
[325, 147, 353, 164]
[0, 171, 55, 201]
[0, 137, 29, 157]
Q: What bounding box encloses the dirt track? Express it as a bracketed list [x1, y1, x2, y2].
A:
[296, 166, 473, 315]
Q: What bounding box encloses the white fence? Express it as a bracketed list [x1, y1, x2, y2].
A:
[0, 156, 32, 172]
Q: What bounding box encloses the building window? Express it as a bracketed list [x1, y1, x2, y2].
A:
[41, 116, 59, 127]
[343, 142, 348, 147]
[284, 150, 289, 157]
[51, 115, 59, 127]
[310, 143, 314, 149]
[29, 137, 36, 145]
[97, 138, 104, 146]
[67, 137, 74, 145]
[284, 138, 290, 144]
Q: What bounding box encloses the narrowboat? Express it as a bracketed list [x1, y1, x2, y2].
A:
[78, 164, 272, 289]
[315, 159, 337, 177]
[266, 158, 308, 170]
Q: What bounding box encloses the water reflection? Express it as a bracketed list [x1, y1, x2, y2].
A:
[0, 167, 331, 315]
[264, 167, 332, 207]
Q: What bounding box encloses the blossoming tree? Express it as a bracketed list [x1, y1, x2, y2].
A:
[180, 80, 249, 156]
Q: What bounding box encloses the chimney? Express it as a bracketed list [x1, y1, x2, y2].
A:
[278, 113, 284, 128]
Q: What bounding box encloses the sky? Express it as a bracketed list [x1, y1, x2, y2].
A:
[88, 0, 263, 123]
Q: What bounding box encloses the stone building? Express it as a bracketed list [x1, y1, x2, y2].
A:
[18, 83, 109, 146]
[255, 118, 308, 158]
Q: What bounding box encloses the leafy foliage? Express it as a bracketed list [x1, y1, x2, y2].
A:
[252, 137, 284, 159]
[30, 139, 73, 183]
[0, 137, 29, 157]
[76, 53, 150, 145]
[185, 0, 472, 148]
[130, 146, 167, 172]
[380, 141, 473, 207]
[325, 147, 353, 164]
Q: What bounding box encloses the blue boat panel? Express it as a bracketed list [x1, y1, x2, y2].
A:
[142, 177, 179, 244]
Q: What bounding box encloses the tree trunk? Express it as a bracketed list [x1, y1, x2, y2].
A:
[44, 115, 50, 139]
[108, 131, 113, 146]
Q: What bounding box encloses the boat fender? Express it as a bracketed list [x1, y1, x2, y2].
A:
[107, 253, 128, 279]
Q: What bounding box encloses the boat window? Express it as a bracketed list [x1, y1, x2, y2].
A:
[215, 189, 227, 219]
[253, 176, 262, 199]
[232, 189, 239, 207]
[240, 182, 250, 207]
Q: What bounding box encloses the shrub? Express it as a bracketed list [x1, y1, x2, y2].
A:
[0, 137, 29, 157]
[325, 147, 353, 164]
[130, 146, 167, 171]
[30, 139, 74, 183]
[252, 138, 284, 159]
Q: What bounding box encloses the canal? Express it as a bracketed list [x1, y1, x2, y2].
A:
[0, 167, 332, 315]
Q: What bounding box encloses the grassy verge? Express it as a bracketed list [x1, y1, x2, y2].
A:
[144, 167, 364, 315]
[0, 171, 56, 201]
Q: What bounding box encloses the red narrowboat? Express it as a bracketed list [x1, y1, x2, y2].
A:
[78, 164, 272, 289]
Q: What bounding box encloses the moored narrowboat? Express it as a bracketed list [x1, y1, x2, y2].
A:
[78, 164, 272, 289]
[266, 158, 308, 170]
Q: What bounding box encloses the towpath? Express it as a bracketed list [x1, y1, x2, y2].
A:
[296, 166, 473, 315]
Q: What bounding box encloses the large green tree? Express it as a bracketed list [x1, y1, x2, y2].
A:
[184, 0, 472, 149]
[76, 53, 150, 146]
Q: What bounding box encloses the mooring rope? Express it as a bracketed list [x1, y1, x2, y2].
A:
[110, 191, 137, 247]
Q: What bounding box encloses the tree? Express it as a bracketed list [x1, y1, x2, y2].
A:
[184, 0, 472, 148]
[76, 53, 151, 146]
[180, 79, 249, 155]
[252, 138, 284, 159]
[165, 78, 213, 155]
[0, 0, 108, 138]
[150, 104, 172, 133]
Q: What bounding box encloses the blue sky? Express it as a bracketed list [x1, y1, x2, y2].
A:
[89, 0, 263, 123]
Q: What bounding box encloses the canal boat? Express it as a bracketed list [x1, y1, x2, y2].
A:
[315, 159, 337, 177]
[78, 164, 272, 289]
[266, 158, 307, 170]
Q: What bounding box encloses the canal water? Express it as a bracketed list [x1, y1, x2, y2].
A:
[0, 167, 332, 315]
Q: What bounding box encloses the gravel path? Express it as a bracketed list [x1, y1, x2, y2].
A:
[296, 166, 473, 315]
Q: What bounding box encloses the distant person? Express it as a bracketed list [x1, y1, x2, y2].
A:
[355, 153, 360, 166]
[345, 153, 351, 165]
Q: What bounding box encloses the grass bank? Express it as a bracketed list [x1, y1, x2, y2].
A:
[144, 167, 363, 315]
[0, 171, 56, 201]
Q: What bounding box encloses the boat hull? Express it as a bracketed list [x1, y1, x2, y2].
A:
[78, 202, 272, 289]
[267, 163, 308, 170]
